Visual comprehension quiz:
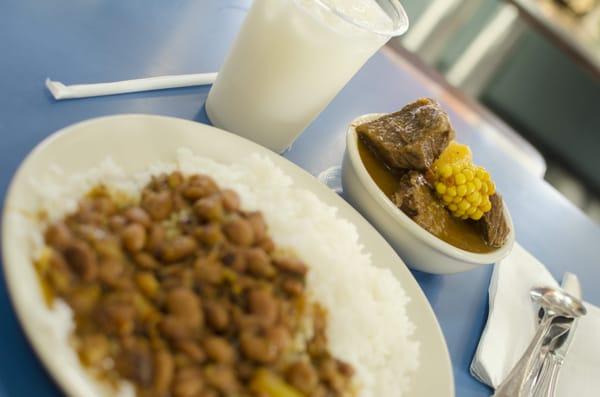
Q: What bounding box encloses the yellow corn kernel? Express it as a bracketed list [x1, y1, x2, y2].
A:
[447, 186, 457, 197]
[443, 195, 453, 203]
[467, 192, 480, 204]
[452, 164, 463, 175]
[453, 196, 462, 204]
[472, 210, 484, 220]
[448, 204, 458, 212]
[481, 183, 489, 194]
[487, 181, 496, 195]
[454, 173, 467, 185]
[436, 183, 447, 195]
[459, 201, 471, 211]
[439, 164, 452, 178]
[481, 199, 492, 212]
[473, 178, 482, 190]
[467, 206, 477, 215]
[456, 185, 467, 197]
[463, 169, 474, 181]
[466, 182, 475, 195]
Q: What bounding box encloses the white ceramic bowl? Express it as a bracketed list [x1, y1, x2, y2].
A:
[342, 114, 515, 274]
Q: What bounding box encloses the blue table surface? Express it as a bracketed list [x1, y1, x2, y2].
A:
[1, 1, 599, 396]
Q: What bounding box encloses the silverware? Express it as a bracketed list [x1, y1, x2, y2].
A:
[532, 274, 583, 396]
[493, 287, 586, 397]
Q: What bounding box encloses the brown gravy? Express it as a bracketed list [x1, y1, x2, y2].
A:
[357, 139, 494, 254]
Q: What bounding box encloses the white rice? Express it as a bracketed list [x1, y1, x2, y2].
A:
[27, 149, 419, 397]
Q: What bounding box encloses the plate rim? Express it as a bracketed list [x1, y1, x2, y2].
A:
[2, 113, 455, 397]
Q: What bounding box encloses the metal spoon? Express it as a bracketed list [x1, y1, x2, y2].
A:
[493, 287, 586, 397]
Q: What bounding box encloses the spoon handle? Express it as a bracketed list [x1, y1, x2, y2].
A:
[493, 316, 553, 397]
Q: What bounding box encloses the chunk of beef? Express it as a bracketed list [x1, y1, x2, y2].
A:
[479, 193, 510, 248]
[356, 98, 455, 171]
[392, 171, 452, 236]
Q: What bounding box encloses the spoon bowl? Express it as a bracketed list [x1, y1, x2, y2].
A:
[530, 287, 587, 318]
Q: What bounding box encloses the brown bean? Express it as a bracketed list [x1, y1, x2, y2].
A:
[76, 200, 105, 225]
[93, 237, 123, 260]
[266, 325, 291, 352]
[44, 222, 72, 250]
[115, 340, 153, 386]
[203, 337, 235, 364]
[146, 224, 166, 254]
[135, 272, 160, 298]
[161, 236, 198, 262]
[159, 316, 194, 340]
[121, 223, 147, 253]
[247, 212, 267, 242]
[310, 385, 328, 397]
[79, 334, 109, 366]
[181, 175, 219, 200]
[232, 307, 261, 331]
[197, 390, 218, 397]
[194, 258, 223, 285]
[259, 237, 275, 253]
[272, 256, 308, 276]
[223, 218, 254, 247]
[63, 240, 97, 281]
[240, 331, 277, 364]
[193, 224, 224, 246]
[97, 301, 135, 336]
[167, 171, 184, 189]
[220, 189, 240, 212]
[204, 365, 239, 394]
[67, 285, 101, 315]
[194, 195, 224, 222]
[246, 248, 275, 278]
[281, 278, 304, 296]
[153, 350, 174, 395]
[91, 196, 117, 216]
[319, 358, 346, 392]
[286, 361, 319, 394]
[172, 367, 204, 397]
[142, 190, 173, 221]
[221, 249, 246, 273]
[133, 252, 160, 270]
[108, 215, 127, 232]
[204, 301, 229, 332]
[248, 289, 278, 327]
[47, 250, 72, 294]
[235, 361, 256, 382]
[167, 288, 202, 329]
[98, 258, 124, 286]
[124, 207, 152, 228]
[162, 266, 194, 290]
[176, 341, 206, 363]
[337, 360, 355, 377]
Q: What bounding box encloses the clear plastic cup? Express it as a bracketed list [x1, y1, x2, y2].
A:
[206, 0, 409, 153]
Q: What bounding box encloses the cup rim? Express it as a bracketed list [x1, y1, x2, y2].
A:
[309, 0, 410, 37]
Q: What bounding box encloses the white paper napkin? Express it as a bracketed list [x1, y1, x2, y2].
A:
[471, 243, 600, 396]
[45, 73, 218, 100]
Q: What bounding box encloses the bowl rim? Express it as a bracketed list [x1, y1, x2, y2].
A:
[345, 113, 515, 265]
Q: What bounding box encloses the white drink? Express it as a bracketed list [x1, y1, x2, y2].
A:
[206, 0, 407, 152]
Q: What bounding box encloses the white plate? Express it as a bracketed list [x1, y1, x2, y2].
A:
[2, 114, 454, 397]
